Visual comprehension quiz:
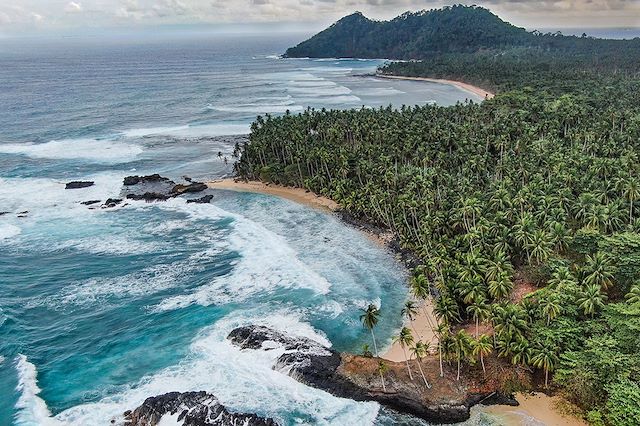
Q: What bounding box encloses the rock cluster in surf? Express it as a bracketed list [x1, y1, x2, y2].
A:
[124, 391, 277, 426]
[228, 325, 516, 424]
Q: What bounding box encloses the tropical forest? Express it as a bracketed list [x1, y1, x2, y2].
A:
[232, 5, 640, 426]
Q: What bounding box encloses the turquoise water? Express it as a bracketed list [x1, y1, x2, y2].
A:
[0, 33, 496, 425]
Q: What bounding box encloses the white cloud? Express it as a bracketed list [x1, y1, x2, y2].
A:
[0, 0, 638, 32]
[65, 2, 83, 12]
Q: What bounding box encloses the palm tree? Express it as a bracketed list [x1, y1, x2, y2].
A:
[434, 323, 449, 377]
[452, 330, 472, 381]
[531, 342, 559, 388]
[625, 284, 640, 304]
[401, 300, 420, 338]
[577, 284, 607, 317]
[539, 295, 561, 325]
[466, 300, 489, 337]
[395, 327, 415, 380]
[360, 304, 380, 357]
[472, 334, 493, 376]
[377, 361, 388, 392]
[411, 341, 432, 388]
[583, 252, 615, 290]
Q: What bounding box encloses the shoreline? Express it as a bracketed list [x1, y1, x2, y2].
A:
[207, 177, 585, 426]
[375, 74, 495, 99]
[484, 392, 587, 426]
[207, 179, 339, 212]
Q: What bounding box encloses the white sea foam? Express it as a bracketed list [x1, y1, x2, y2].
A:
[0, 356, 4, 364]
[0, 223, 21, 241]
[211, 104, 304, 114]
[358, 87, 405, 96]
[121, 123, 250, 138]
[0, 138, 142, 163]
[0, 173, 124, 215]
[54, 234, 167, 256]
[14, 355, 60, 426]
[47, 311, 378, 426]
[288, 85, 353, 96]
[150, 199, 332, 312]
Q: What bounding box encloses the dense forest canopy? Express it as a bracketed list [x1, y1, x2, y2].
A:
[236, 6, 640, 426]
[284, 5, 640, 60]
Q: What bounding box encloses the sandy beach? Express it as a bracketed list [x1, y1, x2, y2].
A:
[382, 298, 438, 362]
[207, 179, 339, 211]
[376, 74, 495, 99]
[484, 392, 587, 426]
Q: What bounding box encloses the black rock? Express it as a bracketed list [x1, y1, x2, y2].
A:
[228, 326, 510, 424]
[65, 181, 94, 189]
[126, 192, 171, 202]
[0, 212, 9, 216]
[186, 195, 214, 204]
[103, 198, 123, 208]
[81, 200, 101, 206]
[123, 174, 173, 186]
[124, 391, 278, 426]
[172, 182, 208, 195]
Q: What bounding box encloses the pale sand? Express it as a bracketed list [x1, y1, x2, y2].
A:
[484, 392, 587, 426]
[207, 179, 339, 212]
[376, 74, 495, 99]
[382, 298, 438, 363]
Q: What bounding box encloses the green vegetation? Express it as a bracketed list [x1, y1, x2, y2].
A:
[233, 6, 640, 424]
[285, 5, 640, 60]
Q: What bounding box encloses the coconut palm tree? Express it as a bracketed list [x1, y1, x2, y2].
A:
[401, 300, 420, 338]
[577, 284, 607, 317]
[466, 299, 489, 337]
[452, 330, 472, 381]
[411, 341, 432, 388]
[539, 295, 561, 325]
[377, 361, 388, 392]
[434, 323, 449, 377]
[472, 334, 493, 376]
[531, 342, 559, 388]
[582, 252, 615, 291]
[625, 284, 640, 305]
[395, 327, 415, 380]
[360, 304, 380, 357]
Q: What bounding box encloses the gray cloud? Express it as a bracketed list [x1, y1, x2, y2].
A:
[0, 0, 638, 33]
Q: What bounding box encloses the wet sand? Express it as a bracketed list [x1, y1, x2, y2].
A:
[207, 179, 339, 212]
[376, 74, 495, 99]
[484, 392, 587, 426]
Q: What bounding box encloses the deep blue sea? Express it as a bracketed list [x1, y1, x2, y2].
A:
[0, 33, 501, 425]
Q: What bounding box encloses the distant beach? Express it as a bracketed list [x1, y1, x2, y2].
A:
[376, 74, 495, 99]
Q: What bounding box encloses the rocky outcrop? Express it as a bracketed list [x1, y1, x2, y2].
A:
[126, 192, 171, 202]
[81, 200, 101, 206]
[124, 391, 277, 426]
[103, 198, 123, 208]
[228, 326, 516, 424]
[187, 194, 214, 204]
[121, 174, 208, 202]
[123, 174, 172, 186]
[65, 181, 94, 189]
[172, 182, 208, 195]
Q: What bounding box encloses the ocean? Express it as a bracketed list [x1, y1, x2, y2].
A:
[0, 32, 500, 425]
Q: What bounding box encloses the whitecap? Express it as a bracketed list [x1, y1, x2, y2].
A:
[121, 123, 250, 138]
[53, 311, 379, 426]
[14, 355, 60, 426]
[288, 85, 352, 96]
[0, 223, 21, 241]
[151, 199, 332, 312]
[0, 138, 142, 163]
[210, 104, 304, 114]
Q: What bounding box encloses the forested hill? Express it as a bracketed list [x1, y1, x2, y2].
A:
[284, 5, 637, 59]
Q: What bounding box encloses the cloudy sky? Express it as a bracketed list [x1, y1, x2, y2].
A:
[1, 0, 639, 34]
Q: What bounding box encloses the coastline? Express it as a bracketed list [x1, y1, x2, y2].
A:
[208, 176, 587, 426]
[485, 392, 587, 426]
[375, 74, 495, 99]
[207, 179, 339, 212]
